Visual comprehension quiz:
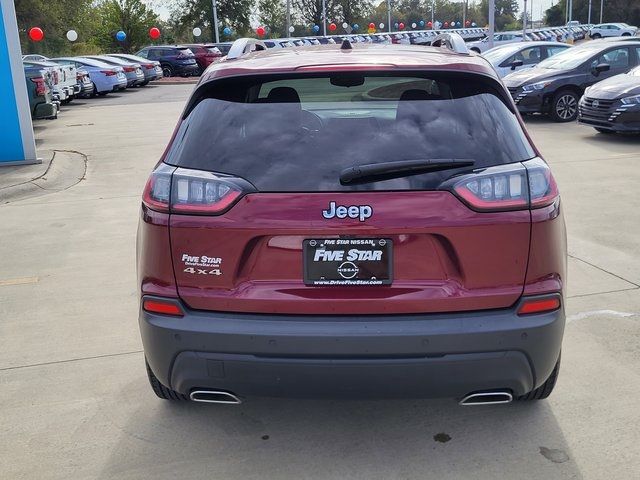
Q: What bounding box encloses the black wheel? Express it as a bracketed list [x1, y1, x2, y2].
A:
[162, 65, 173, 77]
[621, 32, 631, 37]
[146, 360, 188, 400]
[518, 354, 560, 401]
[91, 83, 98, 97]
[550, 90, 579, 122]
[595, 127, 615, 134]
[470, 47, 481, 53]
[591, 33, 601, 39]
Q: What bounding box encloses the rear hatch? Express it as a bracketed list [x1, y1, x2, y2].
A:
[159, 71, 540, 315]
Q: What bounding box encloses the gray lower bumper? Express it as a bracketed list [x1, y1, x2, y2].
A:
[140, 296, 564, 400]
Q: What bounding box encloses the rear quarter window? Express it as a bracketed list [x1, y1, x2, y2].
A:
[165, 72, 535, 192]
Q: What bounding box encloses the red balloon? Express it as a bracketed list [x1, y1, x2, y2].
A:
[399, 22, 405, 30]
[329, 23, 337, 31]
[256, 26, 266, 37]
[427, 21, 433, 27]
[149, 27, 161, 39]
[444, 22, 449, 28]
[368, 22, 375, 29]
[28, 27, 44, 42]
[465, 20, 471, 27]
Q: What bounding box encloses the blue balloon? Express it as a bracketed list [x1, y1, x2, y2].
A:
[457, 22, 461, 27]
[419, 20, 425, 27]
[115, 30, 126, 41]
[313, 25, 320, 32]
[223, 27, 231, 35]
[353, 24, 359, 30]
[394, 22, 399, 28]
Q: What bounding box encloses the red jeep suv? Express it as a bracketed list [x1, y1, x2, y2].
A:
[137, 37, 566, 406]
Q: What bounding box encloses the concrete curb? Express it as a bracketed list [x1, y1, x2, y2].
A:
[0, 150, 87, 204]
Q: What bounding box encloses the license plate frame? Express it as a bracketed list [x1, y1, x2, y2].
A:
[303, 238, 393, 286]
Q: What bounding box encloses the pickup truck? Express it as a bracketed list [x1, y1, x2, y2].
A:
[22, 58, 78, 104]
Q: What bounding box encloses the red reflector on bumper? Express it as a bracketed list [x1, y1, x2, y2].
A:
[143, 299, 183, 316]
[517, 297, 561, 315]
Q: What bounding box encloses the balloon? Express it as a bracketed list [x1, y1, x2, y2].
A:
[223, 27, 231, 35]
[369, 22, 375, 29]
[289, 25, 295, 33]
[149, 27, 161, 39]
[399, 22, 405, 30]
[341, 22, 347, 29]
[368, 27, 375, 34]
[193, 27, 202, 37]
[329, 23, 337, 31]
[353, 24, 359, 30]
[256, 26, 265, 36]
[66, 30, 78, 42]
[116, 30, 126, 41]
[427, 21, 432, 28]
[28, 27, 44, 42]
[457, 22, 461, 27]
[379, 23, 385, 29]
[313, 25, 320, 32]
[394, 22, 399, 29]
[419, 20, 425, 27]
[411, 23, 417, 29]
[472, 22, 477, 27]
[465, 20, 470, 27]
[444, 22, 449, 28]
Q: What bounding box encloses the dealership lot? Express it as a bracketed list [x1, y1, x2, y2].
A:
[1, 84, 639, 479]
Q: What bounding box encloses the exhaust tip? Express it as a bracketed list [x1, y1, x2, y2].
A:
[190, 390, 242, 404]
[459, 391, 513, 406]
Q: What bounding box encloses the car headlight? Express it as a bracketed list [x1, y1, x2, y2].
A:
[522, 81, 551, 92]
[621, 94, 640, 105]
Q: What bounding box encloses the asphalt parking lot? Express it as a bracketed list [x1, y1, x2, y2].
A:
[1, 84, 639, 479]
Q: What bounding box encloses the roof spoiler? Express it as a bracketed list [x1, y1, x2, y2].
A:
[226, 38, 268, 60]
[430, 33, 469, 54]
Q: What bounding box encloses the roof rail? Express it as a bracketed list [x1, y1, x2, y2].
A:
[226, 38, 268, 60]
[430, 33, 469, 54]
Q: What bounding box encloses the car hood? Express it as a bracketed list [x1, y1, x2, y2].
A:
[503, 67, 569, 87]
[585, 73, 640, 100]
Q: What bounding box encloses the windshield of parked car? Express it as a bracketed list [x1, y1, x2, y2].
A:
[483, 44, 523, 62]
[536, 46, 599, 70]
[164, 73, 535, 192]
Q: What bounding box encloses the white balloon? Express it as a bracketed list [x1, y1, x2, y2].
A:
[193, 27, 202, 37]
[379, 23, 385, 29]
[66, 30, 78, 42]
[412, 23, 417, 29]
[342, 22, 348, 29]
[289, 25, 295, 33]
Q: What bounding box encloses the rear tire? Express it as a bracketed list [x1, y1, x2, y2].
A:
[146, 360, 188, 401]
[162, 65, 173, 77]
[517, 354, 560, 401]
[550, 90, 579, 122]
[591, 33, 601, 39]
[595, 127, 615, 134]
[621, 32, 631, 37]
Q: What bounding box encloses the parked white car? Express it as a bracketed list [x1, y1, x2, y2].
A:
[468, 32, 525, 53]
[483, 42, 572, 77]
[589, 23, 638, 39]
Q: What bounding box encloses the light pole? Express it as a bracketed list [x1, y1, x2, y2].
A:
[286, 0, 291, 36]
[322, 0, 327, 35]
[212, 0, 219, 43]
[600, 0, 604, 23]
[488, 0, 495, 48]
[523, 0, 528, 39]
[431, 0, 435, 30]
[588, 0, 592, 24]
[387, 0, 392, 33]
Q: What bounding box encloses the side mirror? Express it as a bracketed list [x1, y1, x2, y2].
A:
[593, 63, 610, 75]
[510, 59, 524, 70]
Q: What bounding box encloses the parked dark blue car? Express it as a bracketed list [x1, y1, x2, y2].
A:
[134, 46, 199, 77]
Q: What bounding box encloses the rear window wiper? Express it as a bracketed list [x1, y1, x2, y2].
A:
[339, 159, 475, 185]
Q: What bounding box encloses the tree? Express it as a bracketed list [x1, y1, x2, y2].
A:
[93, 0, 161, 53]
[258, 0, 286, 37]
[170, 0, 254, 42]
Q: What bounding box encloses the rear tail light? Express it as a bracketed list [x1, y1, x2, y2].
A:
[31, 77, 47, 96]
[517, 295, 561, 315]
[142, 298, 184, 316]
[101, 70, 117, 76]
[142, 164, 251, 215]
[450, 158, 559, 212]
[123, 66, 136, 72]
[144, 63, 155, 69]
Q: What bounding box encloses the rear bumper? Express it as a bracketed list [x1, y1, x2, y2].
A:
[140, 295, 564, 400]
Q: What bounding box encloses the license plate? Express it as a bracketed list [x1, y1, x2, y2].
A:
[303, 238, 392, 286]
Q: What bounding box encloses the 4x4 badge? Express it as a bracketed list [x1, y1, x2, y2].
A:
[322, 201, 373, 222]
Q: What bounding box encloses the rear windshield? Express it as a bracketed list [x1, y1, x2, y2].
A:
[165, 73, 535, 191]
